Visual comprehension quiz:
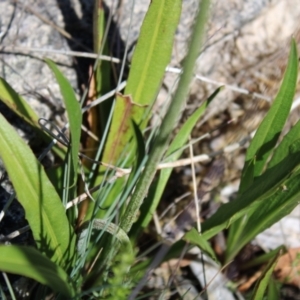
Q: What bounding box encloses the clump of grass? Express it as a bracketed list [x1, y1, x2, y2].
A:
[0, 0, 299, 299]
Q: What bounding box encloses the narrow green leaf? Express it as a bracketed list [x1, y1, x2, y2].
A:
[184, 228, 218, 261]
[131, 87, 222, 235]
[225, 119, 300, 260]
[268, 118, 300, 170]
[201, 141, 300, 242]
[93, 0, 105, 54]
[226, 139, 300, 261]
[78, 219, 132, 259]
[240, 246, 286, 271]
[165, 87, 223, 160]
[239, 39, 298, 192]
[93, 0, 181, 225]
[252, 249, 281, 300]
[93, 0, 112, 134]
[0, 78, 66, 159]
[45, 59, 81, 180]
[227, 171, 300, 262]
[120, 120, 146, 210]
[267, 277, 280, 300]
[120, 0, 211, 234]
[0, 78, 40, 127]
[226, 39, 298, 261]
[0, 245, 75, 298]
[102, 0, 181, 165]
[0, 114, 76, 267]
[125, 0, 181, 109]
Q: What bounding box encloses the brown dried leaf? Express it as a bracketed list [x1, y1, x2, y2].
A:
[238, 269, 263, 292]
[274, 247, 300, 286]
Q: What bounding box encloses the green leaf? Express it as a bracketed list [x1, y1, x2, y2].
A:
[252, 249, 281, 300]
[226, 173, 300, 262]
[120, 0, 210, 235]
[240, 246, 286, 270]
[239, 39, 298, 192]
[0, 245, 75, 298]
[267, 277, 280, 300]
[0, 114, 76, 267]
[102, 0, 181, 165]
[93, 0, 112, 134]
[225, 119, 300, 260]
[0, 78, 66, 159]
[89, 0, 182, 224]
[0, 78, 40, 127]
[130, 87, 222, 236]
[184, 228, 218, 262]
[125, 0, 181, 112]
[201, 141, 300, 244]
[226, 39, 298, 261]
[165, 87, 223, 161]
[267, 118, 300, 170]
[227, 170, 300, 262]
[45, 59, 81, 181]
[91, 95, 146, 221]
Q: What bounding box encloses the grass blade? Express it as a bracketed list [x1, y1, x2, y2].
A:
[45, 59, 81, 181]
[267, 119, 300, 170]
[183, 228, 218, 262]
[131, 87, 222, 236]
[224, 121, 300, 261]
[226, 39, 298, 260]
[239, 39, 298, 192]
[201, 139, 300, 243]
[251, 249, 281, 300]
[226, 169, 300, 261]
